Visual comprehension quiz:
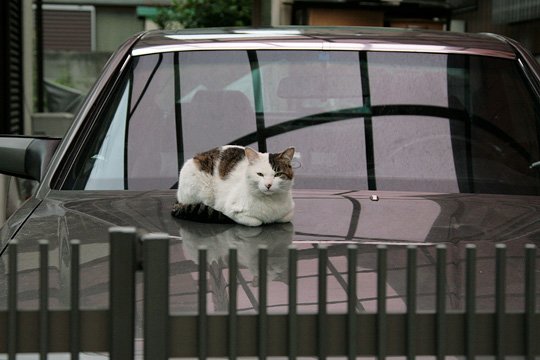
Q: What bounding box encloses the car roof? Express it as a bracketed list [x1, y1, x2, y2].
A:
[131, 26, 516, 59]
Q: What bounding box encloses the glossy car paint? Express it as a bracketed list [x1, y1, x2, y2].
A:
[2, 188, 538, 312]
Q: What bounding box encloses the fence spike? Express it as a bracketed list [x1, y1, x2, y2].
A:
[465, 244, 476, 360]
[228, 246, 238, 360]
[70, 239, 81, 360]
[377, 245, 387, 360]
[436, 244, 447, 360]
[464, 244, 476, 360]
[109, 226, 137, 360]
[143, 233, 170, 360]
[318, 244, 328, 360]
[39, 239, 49, 360]
[258, 245, 268, 360]
[406, 245, 417, 360]
[288, 245, 298, 360]
[347, 245, 358, 360]
[8, 239, 18, 360]
[495, 244, 506, 360]
[198, 246, 208, 360]
[524, 244, 536, 360]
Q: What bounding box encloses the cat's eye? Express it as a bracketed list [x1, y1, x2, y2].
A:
[274, 172, 283, 177]
[257, 172, 264, 177]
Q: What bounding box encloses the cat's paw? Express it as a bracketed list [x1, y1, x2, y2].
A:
[234, 214, 263, 227]
[277, 210, 294, 223]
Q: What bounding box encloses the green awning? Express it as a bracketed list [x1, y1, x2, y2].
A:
[137, 6, 160, 19]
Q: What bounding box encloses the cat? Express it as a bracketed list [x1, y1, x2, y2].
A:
[176, 145, 295, 227]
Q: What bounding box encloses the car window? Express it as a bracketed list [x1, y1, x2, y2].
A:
[60, 50, 540, 195]
[84, 81, 129, 190]
[179, 51, 258, 160]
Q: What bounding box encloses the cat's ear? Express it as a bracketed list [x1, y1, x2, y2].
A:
[279, 147, 295, 162]
[245, 147, 260, 164]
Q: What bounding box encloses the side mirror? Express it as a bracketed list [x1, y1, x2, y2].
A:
[0, 136, 61, 181]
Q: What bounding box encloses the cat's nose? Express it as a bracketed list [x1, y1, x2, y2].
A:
[265, 184, 272, 189]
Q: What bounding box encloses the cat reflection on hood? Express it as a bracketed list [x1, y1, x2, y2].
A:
[180, 220, 293, 286]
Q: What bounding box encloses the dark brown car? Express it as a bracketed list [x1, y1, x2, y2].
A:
[0, 27, 539, 337]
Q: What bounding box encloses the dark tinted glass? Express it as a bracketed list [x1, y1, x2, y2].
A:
[61, 50, 540, 195]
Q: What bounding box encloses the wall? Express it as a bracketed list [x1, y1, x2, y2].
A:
[96, 6, 144, 52]
[454, 0, 540, 57]
[45, 51, 111, 94]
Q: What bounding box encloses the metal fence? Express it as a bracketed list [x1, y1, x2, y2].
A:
[0, 226, 539, 359]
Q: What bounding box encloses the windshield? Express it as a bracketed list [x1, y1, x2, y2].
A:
[61, 50, 540, 195]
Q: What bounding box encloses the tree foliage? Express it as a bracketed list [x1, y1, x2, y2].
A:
[156, 0, 252, 29]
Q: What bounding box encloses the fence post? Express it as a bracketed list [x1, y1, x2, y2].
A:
[377, 245, 387, 360]
[465, 244, 476, 360]
[406, 246, 417, 360]
[198, 246, 208, 360]
[258, 246, 268, 360]
[70, 239, 81, 360]
[318, 245, 328, 360]
[109, 227, 138, 360]
[435, 244, 447, 360]
[524, 244, 536, 360]
[142, 233, 170, 360]
[495, 244, 506, 360]
[288, 245, 298, 360]
[39, 240, 49, 360]
[436, 245, 447, 360]
[8, 239, 18, 360]
[228, 247, 238, 360]
[347, 245, 357, 360]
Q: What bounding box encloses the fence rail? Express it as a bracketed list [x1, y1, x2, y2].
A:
[0, 227, 538, 359]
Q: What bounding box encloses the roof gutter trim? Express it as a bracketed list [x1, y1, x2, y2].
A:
[131, 42, 515, 59]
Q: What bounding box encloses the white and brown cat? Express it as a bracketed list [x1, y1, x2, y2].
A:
[175, 146, 295, 227]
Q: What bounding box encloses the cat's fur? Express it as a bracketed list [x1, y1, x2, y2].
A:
[176, 145, 295, 227]
[172, 202, 235, 224]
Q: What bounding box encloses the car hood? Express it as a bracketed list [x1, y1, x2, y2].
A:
[2, 189, 539, 313]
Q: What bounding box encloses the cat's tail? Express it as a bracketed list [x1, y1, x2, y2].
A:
[171, 202, 235, 224]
